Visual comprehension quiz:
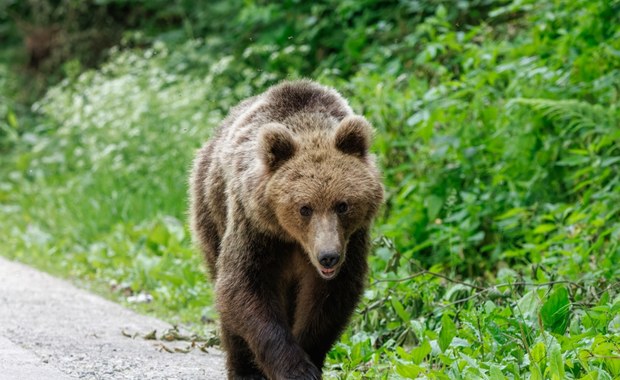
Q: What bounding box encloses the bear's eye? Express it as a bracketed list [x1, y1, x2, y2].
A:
[335, 202, 349, 214]
[300, 205, 313, 217]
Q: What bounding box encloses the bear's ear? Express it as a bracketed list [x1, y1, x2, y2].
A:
[334, 115, 372, 157]
[258, 123, 298, 171]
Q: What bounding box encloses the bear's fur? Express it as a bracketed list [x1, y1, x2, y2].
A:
[189, 80, 383, 379]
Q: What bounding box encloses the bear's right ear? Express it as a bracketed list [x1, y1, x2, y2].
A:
[258, 123, 298, 171]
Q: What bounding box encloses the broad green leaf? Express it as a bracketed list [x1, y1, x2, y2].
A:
[439, 313, 457, 352]
[592, 337, 620, 376]
[530, 362, 543, 380]
[601, 156, 620, 167]
[583, 371, 612, 380]
[7, 110, 18, 129]
[533, 224, 556, 234]
[487, 322, 508, 344]
[489, 364, 507, 380]
[566, 211, 587, 224]
[606, 358, 620, 377]
[426, 195, 443, 220]
[556, 155, 590, 166]
[411, 339, 431, 365]
[495, 207, 527, 220]
[530, 341, 546, 363]
[395, 360, 422, 379]
[391, 298, 410, 322]
[541, 286, 570, 334]
[549, 339, 566, 380]
[147, 221, 169, 247]
[517, 290, 540, 321]
[578, 372, 598, 380]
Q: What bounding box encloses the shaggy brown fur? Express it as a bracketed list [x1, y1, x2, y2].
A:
[189, 80, 383, 379]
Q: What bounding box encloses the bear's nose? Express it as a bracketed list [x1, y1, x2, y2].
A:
[318, 251, 340, 269]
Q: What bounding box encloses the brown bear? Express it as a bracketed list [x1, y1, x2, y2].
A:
[189, 80, 383, 379]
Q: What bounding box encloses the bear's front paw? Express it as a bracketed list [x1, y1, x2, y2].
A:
[281, 356, 321, 380]
[232, 375, 267, 380]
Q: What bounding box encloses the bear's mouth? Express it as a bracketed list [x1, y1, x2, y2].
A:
[319, 267, 337, 280]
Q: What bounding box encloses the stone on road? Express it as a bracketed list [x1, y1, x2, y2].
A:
[0, 256, 225, 379]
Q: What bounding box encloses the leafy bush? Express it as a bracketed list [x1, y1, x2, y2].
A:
[1, 0, 619, 378]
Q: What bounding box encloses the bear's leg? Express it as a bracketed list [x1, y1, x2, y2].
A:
[217, 275, 321, 380]
[216, 228, 321, 380]
[293, 230, 369, 369]
[221, 328, 266, 379]
[291, 275, 359, 369]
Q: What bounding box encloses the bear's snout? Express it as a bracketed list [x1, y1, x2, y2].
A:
[310, 214, 344, 279]
[318, 251, 340, 269]
[316, 250, 341, 279]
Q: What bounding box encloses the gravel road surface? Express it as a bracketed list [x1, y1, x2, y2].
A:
[0, 256, 225, 379]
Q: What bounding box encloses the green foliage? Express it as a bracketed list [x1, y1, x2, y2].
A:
[540, 286, 570, 335]
[0, 65, 20, 150]
[1, 0, 620, 378]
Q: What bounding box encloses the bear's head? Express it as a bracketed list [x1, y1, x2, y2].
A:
[259, 115, 383, 280]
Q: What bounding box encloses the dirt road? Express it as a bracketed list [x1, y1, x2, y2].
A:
[0, 256, 225, 379]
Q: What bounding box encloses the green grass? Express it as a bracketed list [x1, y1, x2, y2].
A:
[1, 0, 620, 378]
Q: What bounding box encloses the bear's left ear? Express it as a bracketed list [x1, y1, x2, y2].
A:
[334, 115, 372, 158]
[258, 123, 298, 171]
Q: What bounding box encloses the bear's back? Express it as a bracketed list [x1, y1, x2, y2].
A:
[217, 80, 353, 141]
[213, 80, 354, 175]
[257, 80, 352, 123]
